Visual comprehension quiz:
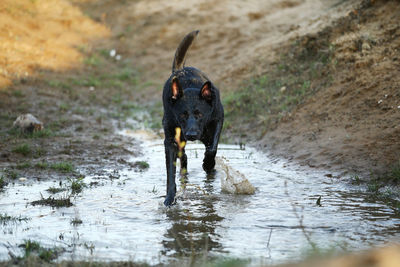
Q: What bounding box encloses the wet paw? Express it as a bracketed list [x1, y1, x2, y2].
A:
[202, 158, 215, 173]
[164, 194, 176, 207]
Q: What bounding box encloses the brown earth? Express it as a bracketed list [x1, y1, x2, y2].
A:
[0, 0, 109, 88]
[259, 0, 400, 175]
[0, 0, 399, 265]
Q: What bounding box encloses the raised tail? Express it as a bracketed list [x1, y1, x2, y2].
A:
[172, 30, 199, 73]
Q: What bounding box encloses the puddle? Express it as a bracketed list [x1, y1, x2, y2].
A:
[1, 129, 400, 264]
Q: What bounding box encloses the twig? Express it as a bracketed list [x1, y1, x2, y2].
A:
[284, 181, 317, 250]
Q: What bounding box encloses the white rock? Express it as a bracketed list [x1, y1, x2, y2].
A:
[362, 42, 371, 51]
[13, 114, 43, 132]
[109, 49, 116, 57]
[216, 157, 255, 195]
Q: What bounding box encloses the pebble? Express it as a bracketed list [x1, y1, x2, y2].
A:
[13, 114, 43, 133]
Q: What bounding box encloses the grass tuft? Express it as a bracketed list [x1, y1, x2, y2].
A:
[70, 177, 86, 194]
[71, 218, 83, 226]
[0, 213, 29, 225]
[132, 161, 150, 171]
[19, 240, 61, 262]
[0, 175, 7, 189]
[12, 144, 31, 156]
[31, 195, 73, 208]
[46, 186, 66, 194]
[50, 162, 75, 173]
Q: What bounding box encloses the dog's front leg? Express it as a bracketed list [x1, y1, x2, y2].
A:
[203, 120, 223, 173]
[164, 138, 178, 206]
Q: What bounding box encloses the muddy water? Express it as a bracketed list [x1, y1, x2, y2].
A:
[1, 129, 400, 264]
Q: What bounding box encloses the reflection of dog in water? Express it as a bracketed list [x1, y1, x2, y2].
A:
[161, 31, 224, 206]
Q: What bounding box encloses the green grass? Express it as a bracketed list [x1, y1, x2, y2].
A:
[5, 169, 19, 180]
[0, 176, 7, 189]
[71, 218, 83, 226]
[12, 144, 31, 156]
[16, 162, 31, 169]
[350, 174, 361, 185]
[70, 177, 86, 194]
[31, 195, 73, 208]
[388, 161, 400, 182]
[19, 240, 61, 262]
[46, 186, 66, 194]
[12, 90, 25, 98]
[47, 80, 71, 90]
[133, 161, 150, 171]
[34, 162, 49, 169]
[84, 54, 103, 66]
[59, 102, 70, 112]
[50, 162, 75, 173]
[34, 161, 75, 173]
[7, 127, 54, 139]
[0, 213, 29, 225]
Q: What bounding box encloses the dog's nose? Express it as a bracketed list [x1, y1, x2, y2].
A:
[185, 131, 198, 141]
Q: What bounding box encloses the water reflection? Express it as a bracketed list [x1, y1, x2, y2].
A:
[1, 131, 400, 264]
[162, 173, 224, 257]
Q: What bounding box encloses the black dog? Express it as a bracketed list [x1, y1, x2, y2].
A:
[162, 31, 224, 206]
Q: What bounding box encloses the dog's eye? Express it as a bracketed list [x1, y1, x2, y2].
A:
[193, 110, 203, 119]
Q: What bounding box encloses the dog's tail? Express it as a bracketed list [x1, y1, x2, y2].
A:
[172, 30, 199, 73]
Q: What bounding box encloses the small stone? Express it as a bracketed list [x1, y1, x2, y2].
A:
[280, 86, 286, 92]
[378, 99, 383, 104]
[19, 177, 27, 182]
[109, 49, 116, 57]
[362, 42, 371, 51]
[115, 55, 122, 61]
[13, 114, 43, 133]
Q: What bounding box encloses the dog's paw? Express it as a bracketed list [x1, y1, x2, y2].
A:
[164, 194, 176, 207]
[202, 158, 215, 173]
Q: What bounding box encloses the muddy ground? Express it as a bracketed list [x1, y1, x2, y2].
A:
[0, 0, 400, 266]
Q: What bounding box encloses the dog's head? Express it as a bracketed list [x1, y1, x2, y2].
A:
[170, 76, 214, 141]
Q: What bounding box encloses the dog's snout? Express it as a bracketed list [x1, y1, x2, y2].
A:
[185, 118, 200, 141]
[185, 131, 198, 141]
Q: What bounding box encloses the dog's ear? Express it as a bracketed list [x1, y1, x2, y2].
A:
[171, 77, 183, 100]
[200, 81, 212, 101]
